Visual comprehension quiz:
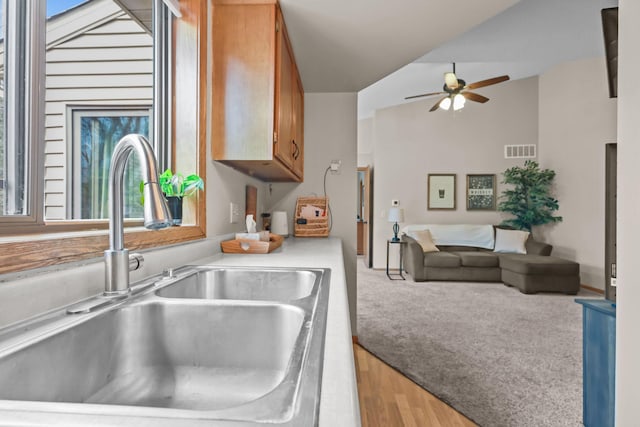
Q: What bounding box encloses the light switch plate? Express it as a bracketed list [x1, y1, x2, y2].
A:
[230, 202, 240, 224]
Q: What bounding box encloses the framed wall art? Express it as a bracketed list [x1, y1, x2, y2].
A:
[466, 174, 496, 210]
[428, 174, 456, 210]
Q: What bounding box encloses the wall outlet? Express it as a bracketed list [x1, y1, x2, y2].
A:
[330, 160, 341, 174]
[392, 200, 399, 206]
[229, 202, 240, 224]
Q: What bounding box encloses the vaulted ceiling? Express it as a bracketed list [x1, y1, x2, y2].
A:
[278, 0, 518, 93]
[358, 0, 618, 118]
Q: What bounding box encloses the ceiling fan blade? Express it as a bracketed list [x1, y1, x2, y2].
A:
[466, 75, 510, 90]
[429, 96, 448, 112]
[405, 91, 446, 100]
[463, 91, 489, 103]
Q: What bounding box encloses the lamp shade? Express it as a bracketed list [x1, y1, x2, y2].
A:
[453, 93, 466, 111]
[388, 207, 404, 223]
[439, 97, 452, 111]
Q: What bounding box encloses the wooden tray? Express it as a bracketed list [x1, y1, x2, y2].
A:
[220, 233, 284, 254]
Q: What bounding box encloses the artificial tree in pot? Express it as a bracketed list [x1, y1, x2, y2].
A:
[498, 160, 562, 232]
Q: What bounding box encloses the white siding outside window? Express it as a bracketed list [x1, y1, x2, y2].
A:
[44, 0, 153, 220]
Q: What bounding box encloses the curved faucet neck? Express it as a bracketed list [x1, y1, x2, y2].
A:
[108, 134, 161, 251]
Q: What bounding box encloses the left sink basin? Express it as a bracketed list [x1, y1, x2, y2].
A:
[0, 301, 303, 410]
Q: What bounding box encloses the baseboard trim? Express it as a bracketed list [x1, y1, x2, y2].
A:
[352, 335, 359, 344]
[581, 284, 604, 294]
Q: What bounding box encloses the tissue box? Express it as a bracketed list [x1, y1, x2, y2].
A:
[235, 232, 260, 241]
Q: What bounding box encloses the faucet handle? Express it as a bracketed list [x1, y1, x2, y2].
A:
[129, 253, 144, 271]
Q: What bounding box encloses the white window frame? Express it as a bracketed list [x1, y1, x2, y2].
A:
[0, 0, 174, 231]
[1, 0, 45, 223]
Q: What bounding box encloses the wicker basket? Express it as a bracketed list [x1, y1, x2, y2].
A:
[294, 196, 329, 237]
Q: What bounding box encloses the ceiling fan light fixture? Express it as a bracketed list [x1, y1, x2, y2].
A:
[439, 97, 452, 110]
[444, 72, 458, 89]
[453, 93, 466, 111]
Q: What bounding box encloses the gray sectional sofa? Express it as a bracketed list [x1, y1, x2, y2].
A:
[401, 230, 580, 294]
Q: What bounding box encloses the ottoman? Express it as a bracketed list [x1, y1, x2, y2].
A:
[499, 254, 580, 294]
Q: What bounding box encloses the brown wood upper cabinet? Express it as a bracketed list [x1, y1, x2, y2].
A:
[211, 1, 304, 182]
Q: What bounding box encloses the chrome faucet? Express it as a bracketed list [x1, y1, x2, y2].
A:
[104, 134, 172, 296]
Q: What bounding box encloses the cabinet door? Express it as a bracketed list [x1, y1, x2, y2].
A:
[274, 11, 294, 169]
[211, 4, 275, 161]
[291, 71, 304, 178]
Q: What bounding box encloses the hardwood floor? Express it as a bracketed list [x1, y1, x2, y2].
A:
[354, 344, 477, 427]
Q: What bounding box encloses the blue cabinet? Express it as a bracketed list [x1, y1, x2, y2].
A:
[575, 299, 616, 427]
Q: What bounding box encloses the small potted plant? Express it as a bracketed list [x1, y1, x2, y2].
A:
[141, 169, 204, 225]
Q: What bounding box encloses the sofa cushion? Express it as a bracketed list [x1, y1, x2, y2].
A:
[494, 228, 529, 254]
[412, 230, 439, 253]
[423, 252, 461, 268]
[499, 254, 579, 276]
[453, 251, 500, 268]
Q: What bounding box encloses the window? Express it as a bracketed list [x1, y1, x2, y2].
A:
[0, 0, 207, 274]
[0, 0, 4, 214]
[1, 0, 38, 218]
[70, 108, 152, 220]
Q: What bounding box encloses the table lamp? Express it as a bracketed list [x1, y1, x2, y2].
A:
[388, 207, 404, 242]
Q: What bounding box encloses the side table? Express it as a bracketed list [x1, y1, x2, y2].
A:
[386, 239, 406, 280]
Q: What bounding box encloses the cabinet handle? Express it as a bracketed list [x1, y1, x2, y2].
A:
[292, 140, 299, 159]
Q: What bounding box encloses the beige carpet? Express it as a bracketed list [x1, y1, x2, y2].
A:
[357, 261, 601, 427]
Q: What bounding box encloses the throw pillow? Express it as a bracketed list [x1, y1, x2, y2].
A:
[411, 230, 440, 253]
[493, 228, 529, 254]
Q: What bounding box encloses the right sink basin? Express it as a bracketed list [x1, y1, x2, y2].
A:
[156, 267, 319, 302]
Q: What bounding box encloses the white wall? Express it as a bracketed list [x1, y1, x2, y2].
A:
[268, 93, 358, 333]
[370, 77, 539, 268]
[205, 162, 268, 237]
[616, 0, 640, 423]
[357, 117, 374, 167]
[538, 58, 617, 290]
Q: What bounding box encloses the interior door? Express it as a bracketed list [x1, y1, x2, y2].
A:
[605, 143, 617, 301]
[358, 166, 372, 267]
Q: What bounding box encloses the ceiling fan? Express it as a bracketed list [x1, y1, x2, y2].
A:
[405, 63, 510, 112]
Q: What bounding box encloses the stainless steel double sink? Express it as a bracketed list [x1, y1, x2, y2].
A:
[0, 266, 330, 426]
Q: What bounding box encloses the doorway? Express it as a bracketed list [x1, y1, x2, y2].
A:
[357, 166, 373, 267]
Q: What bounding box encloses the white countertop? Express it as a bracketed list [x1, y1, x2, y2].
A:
[193, 236, 361, 427]
[0, 236, 361, 426]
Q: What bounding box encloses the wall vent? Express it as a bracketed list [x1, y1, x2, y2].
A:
[504, 144, 537, 159]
